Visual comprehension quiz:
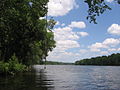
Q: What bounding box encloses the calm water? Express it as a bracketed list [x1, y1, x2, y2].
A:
[0, 65, 120, 90]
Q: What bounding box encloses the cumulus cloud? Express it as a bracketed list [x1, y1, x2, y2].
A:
[89, 43, 108, 52]
[79, 49, 88, 54]
[108, 48, 120, 52]
[54, 27, 79, 41]
[89, 38, 120, 52]
[106, 0, 114, 3]
[100, 51, 109, 55]
[103, 38, 120, 47]
[56, 40, 80, 51]
[47, 20, 88, 62]
[77, 32, 89, 37]
[90, 48, 101, 52]
[53, 26, 80, 51]
[69, 21, 86, 29]
[47, 51, 80, 62]
[107, 24, 120, 35]
[52, 21, 87, 52]
[48, 0, 78, 16]
[118, 48, 120, 51]
[108, 48, 117, 52]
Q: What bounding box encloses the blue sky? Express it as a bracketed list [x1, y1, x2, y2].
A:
[46, 0, 120, 62]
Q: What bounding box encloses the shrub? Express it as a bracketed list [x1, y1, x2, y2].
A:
[0, 55, 27, 75]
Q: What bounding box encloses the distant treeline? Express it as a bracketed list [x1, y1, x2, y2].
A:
[41, 61, 73, 65]
[75, 53, 120, 66]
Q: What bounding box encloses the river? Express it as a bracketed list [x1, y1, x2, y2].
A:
[0, 65, 120, 90]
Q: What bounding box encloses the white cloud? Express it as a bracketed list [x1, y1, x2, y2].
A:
[69, 21, 86, 29]
[90, 48, 101, 52]
[77, 32, 89, 37]
[108, 48, 117, 52]
[47, 20, 88, 62]
[79, 49, 88, 54]
[52, 21, 88, 53]
[103, 38, 120, 47]
[89, 42, 108, 51]
[56, 40, 80, 51]
[47, 51, 80, 62]
[54, 27, 79, 41]
[118, 48, 120, 51]
[52, 21, 88, 52]
[47, 22, 81, 62]
[106, 0, 114, 3]
[48, 0, 78, 16]
[89, 38, 120, 52]
[107, 24, 120, 35]
[100, 51, 109, 55]
[108, 48, 120, 52]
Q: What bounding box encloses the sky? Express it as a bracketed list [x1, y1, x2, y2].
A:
[46, 0, 120, 63]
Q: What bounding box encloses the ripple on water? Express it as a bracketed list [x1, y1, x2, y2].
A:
[0, 65, 120, 90]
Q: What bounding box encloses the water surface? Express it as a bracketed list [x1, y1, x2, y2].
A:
[0, 65, 120, 90]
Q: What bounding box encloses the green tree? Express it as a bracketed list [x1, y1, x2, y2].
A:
[75, 53, 120, 66]
[0, 0, 56, 65]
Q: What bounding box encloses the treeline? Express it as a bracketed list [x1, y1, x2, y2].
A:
[40, 61, 73, 65]
[75, 53, 120, 66]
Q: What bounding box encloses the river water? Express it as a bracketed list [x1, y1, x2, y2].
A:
[0, 65, 120, 90]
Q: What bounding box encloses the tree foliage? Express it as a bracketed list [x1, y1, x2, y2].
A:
[0, 54, 26, 75]
[0, 0, 56, 65]
[85, 0, 120, 24]
[75, 53, 120, 66]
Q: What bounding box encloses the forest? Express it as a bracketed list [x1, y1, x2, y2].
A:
[75, 53, 120, 66]
[41, 61, 73, 65]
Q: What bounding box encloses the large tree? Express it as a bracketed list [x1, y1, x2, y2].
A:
[0, 0, 56, 65]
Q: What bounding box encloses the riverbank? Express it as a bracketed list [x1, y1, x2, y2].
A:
[0, 55, 27, 75]
[42, 61, 74, 65]
[75, 53, 120, 66]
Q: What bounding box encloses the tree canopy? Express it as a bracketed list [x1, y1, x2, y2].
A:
[75, 53, 120, 66]
[0, 0, 56, 65]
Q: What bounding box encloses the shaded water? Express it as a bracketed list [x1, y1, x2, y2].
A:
[0, 65, 120, 90]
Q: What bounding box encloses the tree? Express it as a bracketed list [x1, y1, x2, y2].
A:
[85, 0, 120, 24]
[75, 53, 120, 65]
[0, 0, 56, 65]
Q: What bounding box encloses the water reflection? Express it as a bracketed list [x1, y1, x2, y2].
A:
[0, 65, 120, 90]
[0, 65, 54, 90]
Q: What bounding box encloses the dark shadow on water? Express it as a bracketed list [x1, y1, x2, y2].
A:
[0, 66, 54, 90]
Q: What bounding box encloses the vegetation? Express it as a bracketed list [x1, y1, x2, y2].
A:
[75, 53, 120, 66]
[41, 61, 73, 65]
[0, 0, 56, 75]
[85, 0, 120, 24]
[0, 55, 26, 75]
[0, 0, 55, 67]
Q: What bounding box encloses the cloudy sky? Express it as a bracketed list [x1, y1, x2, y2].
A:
[46, 0, 120, 62]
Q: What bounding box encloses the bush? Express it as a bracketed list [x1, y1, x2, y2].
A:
[0, 55, 27, 75]
[0, 62, 9, 72]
